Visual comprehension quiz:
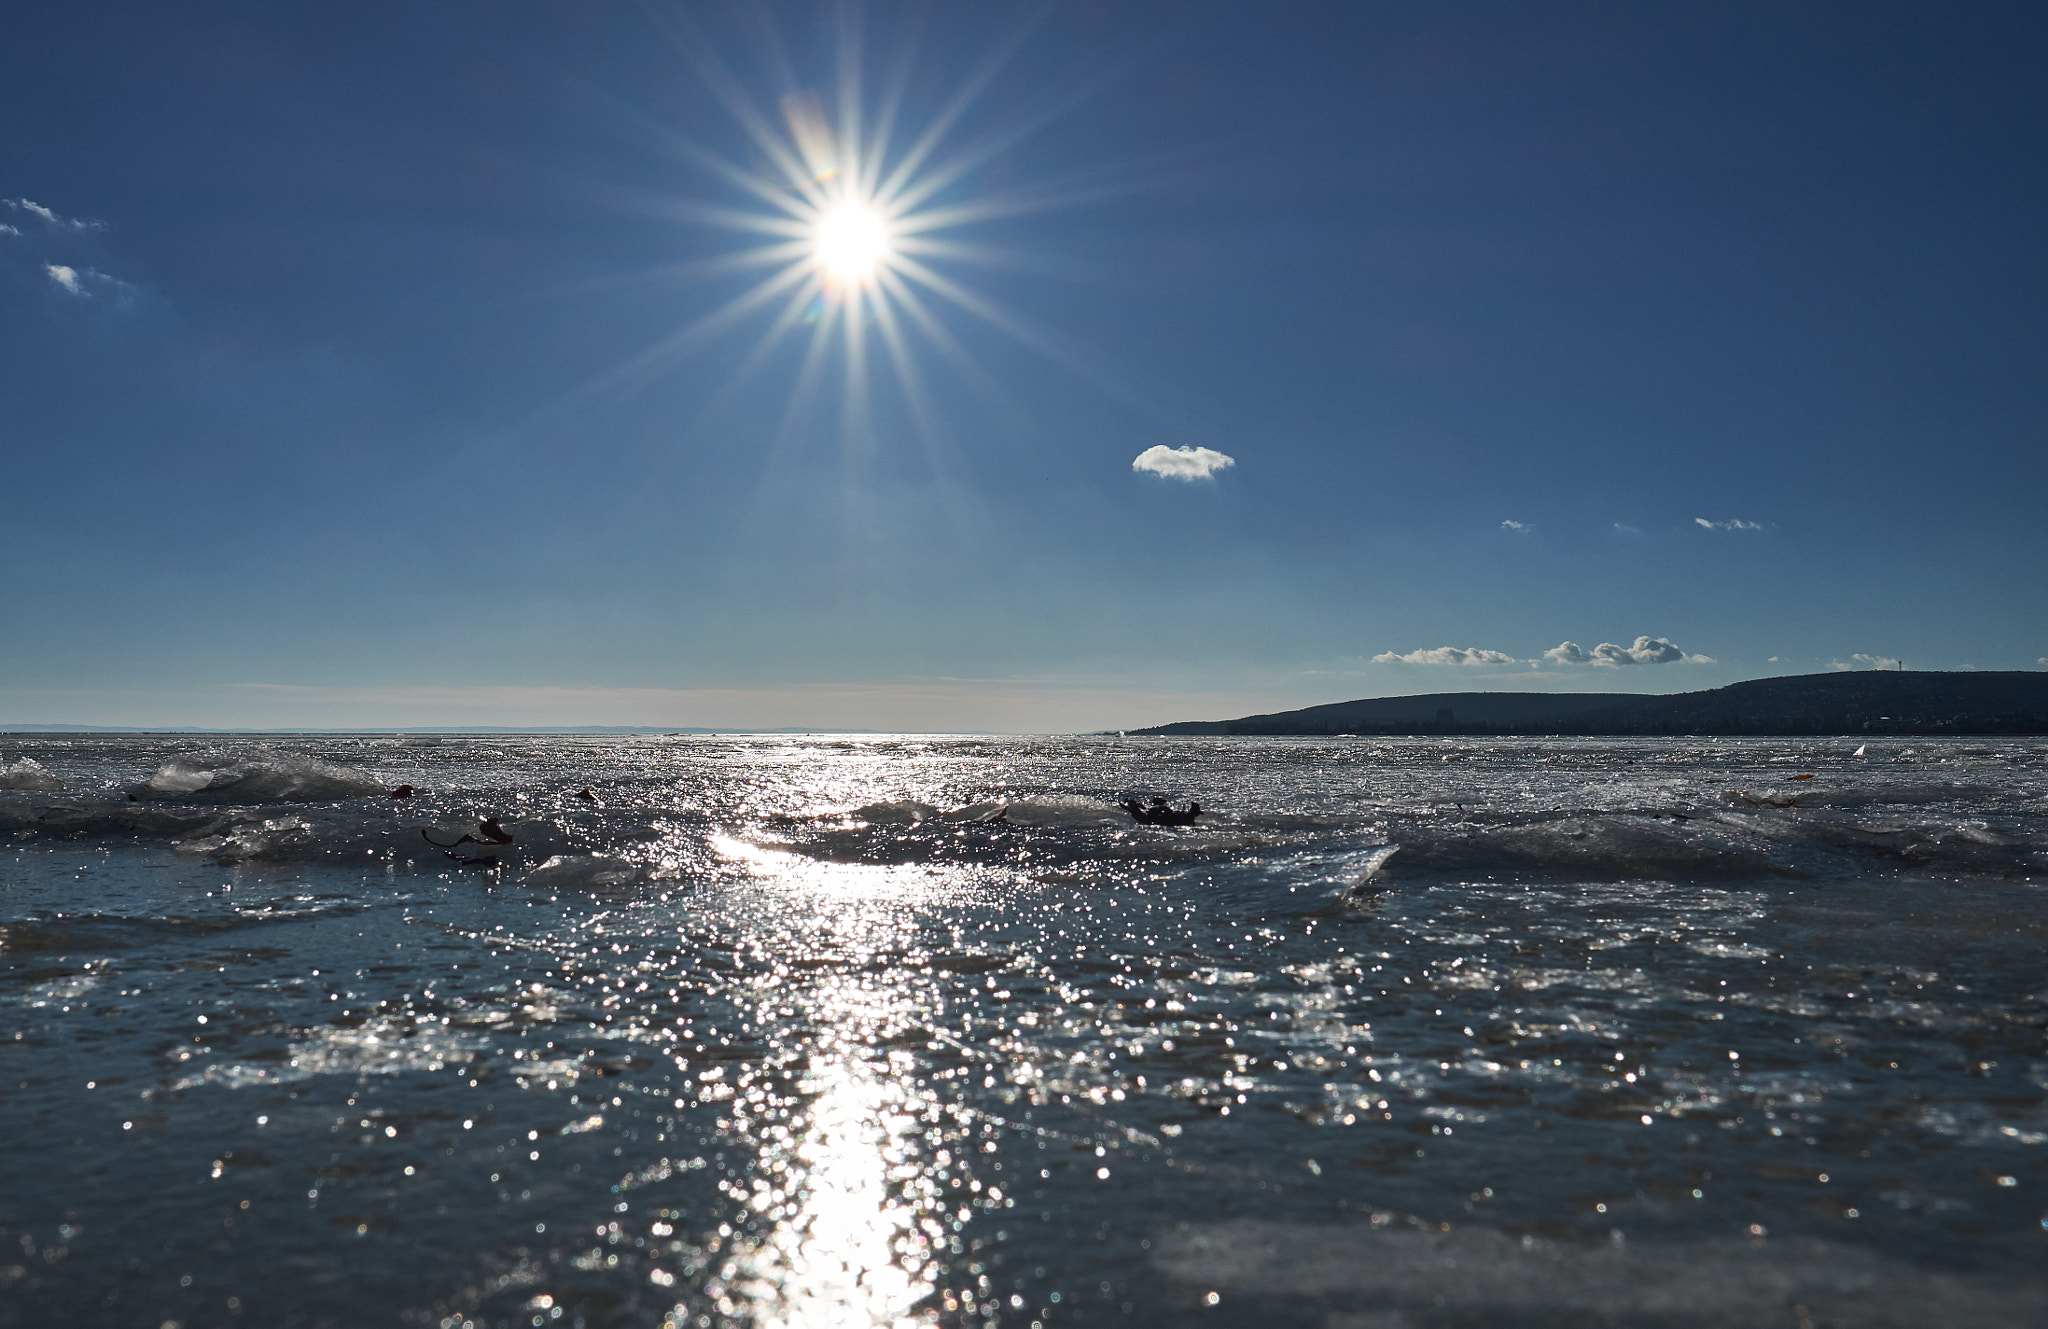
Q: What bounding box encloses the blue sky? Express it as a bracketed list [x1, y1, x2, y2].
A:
[3, 1, 2044, 731]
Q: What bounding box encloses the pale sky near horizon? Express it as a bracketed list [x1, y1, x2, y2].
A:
[4, 1, 2045, 732]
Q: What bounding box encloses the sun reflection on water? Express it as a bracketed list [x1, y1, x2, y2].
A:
[709, 830, 948, 905]
[673, 848, 977, 1328]
[728, 1054, 938, 1328]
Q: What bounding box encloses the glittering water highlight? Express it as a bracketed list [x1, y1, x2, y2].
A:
[2, 734, 2044, 1327]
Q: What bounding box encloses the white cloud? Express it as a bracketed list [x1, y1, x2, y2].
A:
[1613, 522, 1641, 535]
[1851, 653, 1901, 670]
[1695, 517, 1764, 531]
[0, 222, 19, 237]
[42, 263, 127, 298]
[1545, 636, 1711, 667]
[1501, 519, 1532, 532]
[1372, 646, 1519, 666]
[1132, 445, 1235, 481]
[2039, 657, 2047, 666]
[1767, 656, 1781, 662]
[5, 197, 102, 231]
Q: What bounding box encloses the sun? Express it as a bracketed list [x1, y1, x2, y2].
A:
[620, 10, 1133, 463]
[814, 201, 890, 286]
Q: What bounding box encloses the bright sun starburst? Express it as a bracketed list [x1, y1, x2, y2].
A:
[610, 7, 1132, 461]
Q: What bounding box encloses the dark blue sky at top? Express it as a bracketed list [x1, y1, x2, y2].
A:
[2, 1, 2043, 728]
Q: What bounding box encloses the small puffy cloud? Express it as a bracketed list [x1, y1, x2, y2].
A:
[1851, 653, 1901, 670]
[5, 197, 103, 231]
[0, 222, 19, 237]
[1613, 522, 1641, 535]
[1695, 517, 1764, 531]
[1133, 445, 1234, 481]
[1611, 637, 1688, 665]
[1373, 646, 1519, 666]
[1501, 519, 1531, 532]
[1546, 636, 1711, 667]
[45, 263, 82, 294]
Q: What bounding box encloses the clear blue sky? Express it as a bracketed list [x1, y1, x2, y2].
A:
[3, 1, 2044, 731]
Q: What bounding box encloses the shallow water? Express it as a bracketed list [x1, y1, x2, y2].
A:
[2, 734, 2044, 1328]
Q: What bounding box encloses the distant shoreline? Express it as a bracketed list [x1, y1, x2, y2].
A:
[1132, 670, 2048, 738]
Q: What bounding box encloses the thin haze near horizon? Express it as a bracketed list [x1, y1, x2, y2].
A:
[3, 1, 2044, 733]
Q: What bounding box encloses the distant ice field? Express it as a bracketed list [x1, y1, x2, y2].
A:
[2, 734, 2044, 1328]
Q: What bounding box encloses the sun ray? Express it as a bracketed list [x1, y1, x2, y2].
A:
[887, 251, 1162, 417]
[867, 277, 951, 466]
[857, 16, 923, 204]
[644, 7, 831, 210]
[767, 300, 840, 454]
[724, 275, 836, 390]
[635, 273, 835, 477]
[883, 96, 1100, 219]
[578, 259, 817, 404]
[834, 1, 865, 191]
[875, 267, 1037, 433]
[888, 162, 1160, 234]
[638, 132, 817, 222]
[871, 18, 1044, 208]
[841, 285, 874, 460]
[665, 258, 818, 349]
[883, 252, 1061, 354]
[885, 235, 1038, 267]
[548, 241, 811, 306]
[645, 195, 813, 238]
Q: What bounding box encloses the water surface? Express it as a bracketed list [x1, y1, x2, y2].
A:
[3, 735, 2044, 1327]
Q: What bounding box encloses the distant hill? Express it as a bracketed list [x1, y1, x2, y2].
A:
[1133, 671, 2048, 736]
